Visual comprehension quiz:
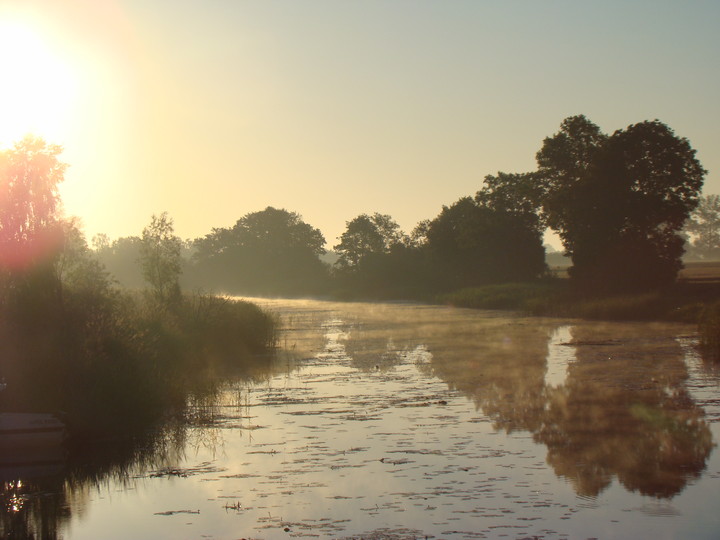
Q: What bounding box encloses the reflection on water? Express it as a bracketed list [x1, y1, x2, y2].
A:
[2, 299, 720, 539]
[538, 324, 713, 498]
[1, 425, 188, 539]
[545, 325, 575, 387]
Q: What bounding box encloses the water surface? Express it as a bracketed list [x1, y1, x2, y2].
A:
[3, 298, 720, 539]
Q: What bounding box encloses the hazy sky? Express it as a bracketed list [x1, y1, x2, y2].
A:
[1, 0, 718, 249]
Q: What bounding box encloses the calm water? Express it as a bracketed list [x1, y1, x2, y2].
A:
[3, 298, 720, 539]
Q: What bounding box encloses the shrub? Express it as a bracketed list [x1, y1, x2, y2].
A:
[0, 275, 277, 439]
[440, 282, 558, 312]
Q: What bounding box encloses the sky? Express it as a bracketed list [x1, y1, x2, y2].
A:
[0, 0, 718, 250]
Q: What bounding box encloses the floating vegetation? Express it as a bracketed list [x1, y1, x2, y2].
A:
[153, 509, 200, 516]
[148, 462, 226, 478]
[13, 299, 720, 539]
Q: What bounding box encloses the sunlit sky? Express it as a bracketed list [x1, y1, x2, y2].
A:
[1, 0, 718, 249]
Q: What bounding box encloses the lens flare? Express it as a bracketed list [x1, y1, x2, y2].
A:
[0, 20, 77, 147]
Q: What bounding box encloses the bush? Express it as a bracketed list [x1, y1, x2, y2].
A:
[440, 282, 558, 312]
[0, 272, 277, 439]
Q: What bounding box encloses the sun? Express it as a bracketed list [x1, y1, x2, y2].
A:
[0, 20, 77, 148]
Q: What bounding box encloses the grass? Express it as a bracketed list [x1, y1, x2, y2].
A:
[0, 275, 278, 439]
[440, 277, 719, 325]
[679, 260, 720, 282]
[439, 282, 559, 312]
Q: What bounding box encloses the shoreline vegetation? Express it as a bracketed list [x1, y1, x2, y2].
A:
[0, 138, 279, 442]
[0, 275, 278, 439]
[3, 113, 720, 441]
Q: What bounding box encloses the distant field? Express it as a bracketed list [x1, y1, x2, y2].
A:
[679, 261, 720, 282]
[547, 261, 720, 282]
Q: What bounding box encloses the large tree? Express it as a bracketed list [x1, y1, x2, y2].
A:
[192, 207, 328, 295]
[536, 116, 705, 291]
[334, 213, 406, 269]
[425, 196, 546, 289]
[140, 212, 183, 306]
[0, 136, 66, 270]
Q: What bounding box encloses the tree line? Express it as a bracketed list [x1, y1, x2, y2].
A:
[97, 115, 709, 298]
[0, 137, 277, 439]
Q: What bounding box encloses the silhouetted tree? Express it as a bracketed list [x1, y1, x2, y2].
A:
[425, 196, 546, 289]
[334, 213, 406, 269]
[536, 116, 705, 292]
[192, 207, 328, 295]
[330, 213, 432, 298]
[476, 171, 544, 233]
[685, 194, 720, 260]
[140, 212, 182, 307]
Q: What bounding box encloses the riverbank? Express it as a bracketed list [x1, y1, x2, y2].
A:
[0, 285, 278, 440]
[440, 279, 720, 322]
[438, 276, 720, 361]
[37, 298, 719, 540]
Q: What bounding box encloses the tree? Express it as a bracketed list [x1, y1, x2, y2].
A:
[334, 213, 406, 269]
[140, 212, 182, 306]
[535, 116, 705, 292]
[92, 235, 145, 289]
[91, 232, 111, 252]
[425, 197, 546, 289]
[476, 171, 544, 235]
[0, 136, 66, 270]
[191, 207, 328, 295]
[685, 194, 720, 260]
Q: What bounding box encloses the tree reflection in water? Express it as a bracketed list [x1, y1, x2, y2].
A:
[0, 423, 190, 539]
[287, 303, 714, 501]
[419, 318, 714, 499]
[0, 349, 285, 540]
[537, 324, 713, 498]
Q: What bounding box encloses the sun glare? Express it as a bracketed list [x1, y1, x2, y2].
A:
[0, 20, 77, 148]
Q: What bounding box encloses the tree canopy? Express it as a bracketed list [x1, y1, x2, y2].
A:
[425, 197, 546, 289]
[140, 212, 183, 306]
[534, 116, 705, 291]
[334, 213, 406, 269]
[0, 136, 66, 270]
[192, 207, 328, 295]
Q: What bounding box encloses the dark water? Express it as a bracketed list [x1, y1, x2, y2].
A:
[3, 299, 720, 539]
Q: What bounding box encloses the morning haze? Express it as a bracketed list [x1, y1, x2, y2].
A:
[1, 0, 718, 247]
[2, 1, 720, 539]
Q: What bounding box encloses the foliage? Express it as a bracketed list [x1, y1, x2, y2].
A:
[93, 235, 145, 289]
[334, 213, 407, 269]
[0, 136, 66, 270]
[424, 197, 546, 290]
[535, 116, 706, 292]
[476, 171, 544, 234]
[140, 212, 182, 307]
[441, 282, 558, 311]
[685, 194, 720, 260]
[332, 243, 431, 300]
[191, 207, 328, 295]
[0, 139, 277, 440]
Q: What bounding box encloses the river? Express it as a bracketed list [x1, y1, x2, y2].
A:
[3, 298, 720, 539]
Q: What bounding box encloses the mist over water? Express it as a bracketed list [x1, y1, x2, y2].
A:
[3, 298, 720, 539]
